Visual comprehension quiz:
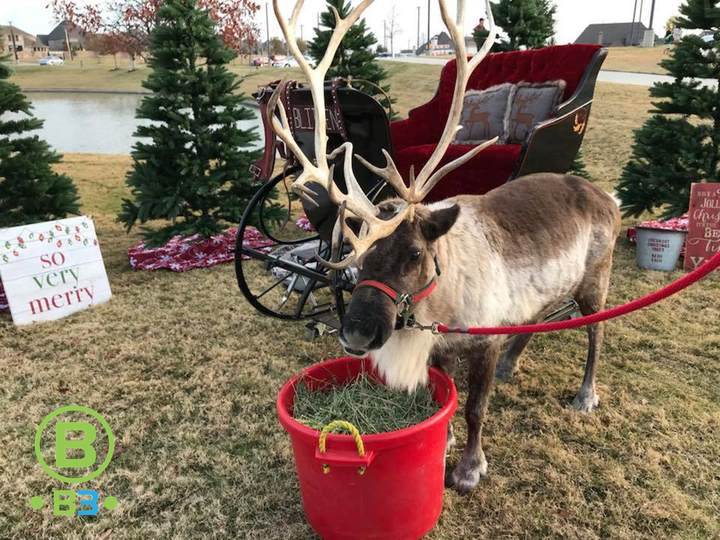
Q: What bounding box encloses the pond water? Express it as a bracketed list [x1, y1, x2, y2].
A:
[6, 92, 263, 155]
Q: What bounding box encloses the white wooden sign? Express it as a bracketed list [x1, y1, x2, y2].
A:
[0, 216, 112, 325]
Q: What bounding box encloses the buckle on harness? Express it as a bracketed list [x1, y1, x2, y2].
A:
[249, 163, 263, 183]
[403, 318, 441, 334]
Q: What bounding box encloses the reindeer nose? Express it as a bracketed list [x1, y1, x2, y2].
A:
[340, 318, 381, 357]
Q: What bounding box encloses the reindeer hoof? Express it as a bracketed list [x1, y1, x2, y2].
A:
[448, 454, 487, 495]
[572, 388, 599, 413]
[494, 363, 516, 382]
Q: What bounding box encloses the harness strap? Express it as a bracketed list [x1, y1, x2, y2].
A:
[250, 79, 301, 182]
[354, 277, 436, 306]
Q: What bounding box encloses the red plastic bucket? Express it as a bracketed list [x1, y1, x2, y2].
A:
[277, 356, 458, 540]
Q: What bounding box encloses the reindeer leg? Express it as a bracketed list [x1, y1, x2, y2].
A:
[431, 349, 458, 453]
[573, 320, 602, 413]
[448, 338, 500, 495]
[572, 261, 612, 413]
[495, 327, 537, 381]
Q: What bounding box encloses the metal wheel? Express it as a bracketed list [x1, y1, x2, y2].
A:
[235, 168, 353, 321]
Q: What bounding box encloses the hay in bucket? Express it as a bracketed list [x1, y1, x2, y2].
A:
[292, 371, 439, 434]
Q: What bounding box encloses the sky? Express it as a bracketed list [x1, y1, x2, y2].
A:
[3, 0, 685, 48]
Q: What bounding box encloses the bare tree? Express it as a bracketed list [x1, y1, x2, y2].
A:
[385, 5, 403, 57]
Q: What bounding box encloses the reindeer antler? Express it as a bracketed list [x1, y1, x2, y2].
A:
[355, 0, 498, 207]
[408, 0, 498, 201]
[268, 0, 497, 269]
[267, 0, 372, 205]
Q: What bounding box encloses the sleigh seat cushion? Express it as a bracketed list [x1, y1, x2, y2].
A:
[506, 80, 566, 143]
[452, 83, 515, 145]
[394, 142, 523, 202]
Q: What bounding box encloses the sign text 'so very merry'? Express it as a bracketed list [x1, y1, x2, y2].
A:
[0, 217, 112, 325]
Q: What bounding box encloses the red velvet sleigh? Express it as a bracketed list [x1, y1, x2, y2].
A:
[390, 44, 607, 201]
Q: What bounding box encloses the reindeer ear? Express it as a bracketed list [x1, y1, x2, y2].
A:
[420, 204, 460, 242]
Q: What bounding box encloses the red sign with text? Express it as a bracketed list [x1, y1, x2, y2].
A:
[684, 183, 720, 271]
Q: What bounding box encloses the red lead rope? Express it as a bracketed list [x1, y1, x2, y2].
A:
[436, 251, 720, 336]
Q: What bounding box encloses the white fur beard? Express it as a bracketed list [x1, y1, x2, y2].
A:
[370, 330, 436, 392]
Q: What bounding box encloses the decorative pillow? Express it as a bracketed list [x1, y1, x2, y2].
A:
[452, 83, 515, 145]
[506, 80, 566, 144]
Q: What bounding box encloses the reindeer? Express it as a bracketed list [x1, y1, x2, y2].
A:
[267, 0, 621, 495]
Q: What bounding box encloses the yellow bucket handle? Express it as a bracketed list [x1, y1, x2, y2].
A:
[318, 420, 366, 475]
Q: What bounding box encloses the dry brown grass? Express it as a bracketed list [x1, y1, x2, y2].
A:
[582, 83, 654, 192]
[8, 60, 280, 96]
[7, 60, 442, 119]
[604, 46, 668, 75]
[8, 46, 667, 100]
[1, 81, 719, 539]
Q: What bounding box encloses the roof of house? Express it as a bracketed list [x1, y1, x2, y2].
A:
[47, 21, 84, 41]
[417, 31, 474, 55]
[574, 22, 658, 46]
[37, 35, 50, 46]
[1, 25, 38, 39]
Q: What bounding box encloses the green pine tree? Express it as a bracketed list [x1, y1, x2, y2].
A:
[617, 0, 720, 218]
[118, 0, 273, 246]
[309, 0, 396, 118]
[568, 148, 591, 180]
[0, 59, 80, 228]
[481, 0, 556, 52]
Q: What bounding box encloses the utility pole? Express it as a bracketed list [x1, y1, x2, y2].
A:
[416, 6, 420, 51]
[8, 21, 18, 62]
[427, 0, 431, 51]
[384, 20, 387, 49]
[300, 24, 304, 41]
[266, 3, 271, 65]
[64, 25, 73, 61]
[630, 0, 639, 46]
[456, 0, 462, 25]
[648, 0, 656, 31]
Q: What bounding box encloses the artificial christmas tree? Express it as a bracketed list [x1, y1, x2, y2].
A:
[618, 0, 720, 218]
[119, 0, 273, 246]
[309, 0, 395, 116]
[0, 60, 80, 228]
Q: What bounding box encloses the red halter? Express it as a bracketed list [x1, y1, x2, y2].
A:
[353, 278, 437, 306]
[351, 254, 441, 327]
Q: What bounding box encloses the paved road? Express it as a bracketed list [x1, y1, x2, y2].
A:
[380, 57, 717, 88]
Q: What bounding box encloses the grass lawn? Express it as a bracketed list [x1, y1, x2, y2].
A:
[8, 59, 441, 119]
[603, 46, 668, 75]
[8, 44, 669, 103]
[1, 74, 719, 539]
[398, 46, 667, 75]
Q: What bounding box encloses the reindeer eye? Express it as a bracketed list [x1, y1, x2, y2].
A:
[409, 249, 422, 262]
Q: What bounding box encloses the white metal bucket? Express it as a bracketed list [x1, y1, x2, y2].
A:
[635, 226, 687, 271]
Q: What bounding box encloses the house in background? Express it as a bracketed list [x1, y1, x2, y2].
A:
[575, 22, 660, 47]
[44, 21, 85, 51]
[416, 31, 477, 56]
[1, 25, 49, 54]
